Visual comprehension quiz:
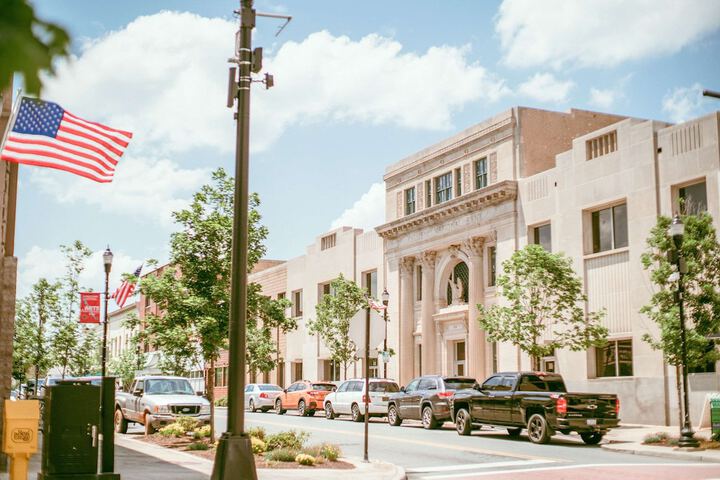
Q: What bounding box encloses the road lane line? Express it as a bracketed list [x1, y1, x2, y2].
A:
[422, 462, 715, 478]
[244, 417, 561, 462]
[406, 459, 554, 473]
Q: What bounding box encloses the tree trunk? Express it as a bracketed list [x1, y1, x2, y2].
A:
[208, 358, 215, 442]
[675, 364, 683, 428]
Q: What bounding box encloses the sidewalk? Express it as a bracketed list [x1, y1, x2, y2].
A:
[602, 424, 720, 463]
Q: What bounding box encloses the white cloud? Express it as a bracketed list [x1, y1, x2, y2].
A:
[588, 87, 618, 109]
[517, 73, 574, 103]
[27, 155, 209, 226]
[330, 182, 386, 231]
[662, 83, 706, 123]
[496, 0, 720, 69]
[18, 246, 144, 299]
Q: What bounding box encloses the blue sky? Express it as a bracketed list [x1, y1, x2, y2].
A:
[12, 0, 720, 298]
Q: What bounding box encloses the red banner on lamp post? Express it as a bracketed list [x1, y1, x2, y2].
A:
[79, 292, 101, 324]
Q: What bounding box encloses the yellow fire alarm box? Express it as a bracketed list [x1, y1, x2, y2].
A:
[3, 399, 40, 479]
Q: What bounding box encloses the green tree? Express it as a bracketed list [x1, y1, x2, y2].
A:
[308, 274, 367, 379]
[69, 326, 101, 377]
[0, 0, 71, 95]
[109, 335, 145, 391]
[640, 213, 720, 401]
[246, 288, 295, 379]
[478, 244, 608, 370]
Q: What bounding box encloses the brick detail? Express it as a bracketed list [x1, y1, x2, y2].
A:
[417, 182, 424, 210]
[463, 163, 471, 193]
[396, 191, 403, 218]
[489, 152, 498, 184]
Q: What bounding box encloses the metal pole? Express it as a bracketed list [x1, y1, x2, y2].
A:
[102, 269, 109, 378]
[212, 1, 257, 478]
[676, 261, 699, 448]
[363, 305, 370, 462]
[702, 89, 720, 100]
[383, 308, 388, 379]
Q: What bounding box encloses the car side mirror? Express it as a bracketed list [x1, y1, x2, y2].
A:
[332, 387, 337, 392]
[473, 382, 481, 391]
[196, 391, 204, 396]
[283, 389, 288, 393]
[400, 386, 406, 393]
[133, 389, 143, 397]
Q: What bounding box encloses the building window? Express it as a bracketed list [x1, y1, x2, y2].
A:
[475, 157, 488, 189]
[596, 339, 633, 377]
[321, 233, 336, 250]
[591, 203, 628, 253]
[454, 341, 466, 376]
[454, 168, 462, 197]
[405, 187, 416, 215]
[425, 180, 432, 208]
[277, 361, 285, 387]
[586, 130, 617, 160]
[323, 360, 341, 381]
[291, 361, 303, 382]
[363, 270, 377, 298]
[435, 172, 453, 204]
[292, 289, 303, 317]
[533, 223, 552, 251]
[679, 181, 707, 214]
[488, 246, 497, 287]
[318, 282, 334, 301]
[416, 265, 422, 301]
[367, 357, 379, 378]
[215, 367, 228, 387]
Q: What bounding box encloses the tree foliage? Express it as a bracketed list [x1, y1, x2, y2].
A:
[0, 0, 71, 95]
[246, 284, 295, 377]
[478, 244, 608, 370]
[108, 334, 145, 391]
[308, 274, 367, 379]
[640, 212, 720, 368]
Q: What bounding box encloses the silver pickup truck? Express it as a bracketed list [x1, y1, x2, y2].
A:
[114, 375, 211, 434]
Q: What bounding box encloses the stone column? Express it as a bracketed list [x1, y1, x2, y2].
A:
[398, 256, 415, 386]
[464, 237, 486, 379]
[419, 251, 437, 375]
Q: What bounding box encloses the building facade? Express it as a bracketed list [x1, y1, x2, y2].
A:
[377, 107, 719, 424]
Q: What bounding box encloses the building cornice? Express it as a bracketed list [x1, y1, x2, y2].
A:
[375, 180, 518, 240]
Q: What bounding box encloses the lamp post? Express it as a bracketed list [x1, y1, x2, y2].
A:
[101, 246, 113, 379]
[100, 246, 118, 475]
[363, 299, 370, 462]
[668, 214, 700, 449]
[382, 288, 389, 379]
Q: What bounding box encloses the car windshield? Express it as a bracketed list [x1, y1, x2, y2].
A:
[311, 384, 335, 391]
[443, 378, 476, 390]
[145, 378, 194, 395]
[259, 384, 282, 391]
[369, 382, 400, 393]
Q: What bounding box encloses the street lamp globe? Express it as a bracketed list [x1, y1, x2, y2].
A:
[103, 246, 113, 274]
[669, 214, 684, 248]
[382, 288, 389, 306]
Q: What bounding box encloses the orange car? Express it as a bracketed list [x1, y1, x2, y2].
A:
[275, 380, 336, 416]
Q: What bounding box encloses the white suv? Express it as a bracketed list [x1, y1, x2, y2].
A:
[323, 378, 399, 422]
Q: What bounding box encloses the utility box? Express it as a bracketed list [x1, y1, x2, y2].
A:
[712, 397, 720, 438]
[39, 381, 100, 479]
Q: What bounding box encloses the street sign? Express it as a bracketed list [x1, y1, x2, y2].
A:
[79, 292, 101, 323]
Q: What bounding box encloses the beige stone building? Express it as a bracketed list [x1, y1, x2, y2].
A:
[377, 107, 719, 425]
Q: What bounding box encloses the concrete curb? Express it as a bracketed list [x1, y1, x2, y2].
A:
[601, 442, 720, 463]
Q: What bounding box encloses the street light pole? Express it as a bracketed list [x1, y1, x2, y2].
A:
[212, 1, 257, 479]
[669, 214, 700, 449]
[363, 302, 370, 462]
[382, 288, 389, 379]
[100, 246, 116, 475]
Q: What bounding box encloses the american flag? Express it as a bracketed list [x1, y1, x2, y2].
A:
[112, 264, 143, 308]
[0, 97, 132, 183]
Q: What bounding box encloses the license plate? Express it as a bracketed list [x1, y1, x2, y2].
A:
[587, 418, 597, 425]
[382, 396, 389, 402]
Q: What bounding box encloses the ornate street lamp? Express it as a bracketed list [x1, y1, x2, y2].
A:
[382, 288, 389, 379]
[669, 214, 700, 449]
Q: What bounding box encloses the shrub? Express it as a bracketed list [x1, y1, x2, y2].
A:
[175, 416, 200, 432]
[158, 423, 185, 437]
[186, 442, 209, 451]
[251, 437, 267, 454]
[712, 431, 720, 442]
[193, 425, 211, 439]
[302, 443, 341, 462]
[295, 453, 315, 466]
[215, 397, 228, 407]
[265, 430, 309, 451]
[247, 426, 266, 440]
[264, 448, 299, 462]
[643, 432, 670, 444]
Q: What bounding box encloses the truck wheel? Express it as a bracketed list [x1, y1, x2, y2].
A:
[580, 432, 604, 445]
[507, 427, 522, 438]
[351, 403, 364, 422]
[325, 402, 335, 420]
[527, 413, 551, 444]
[143, 413, 156, 435]
[114, 409, 128, 434]
[422, 406, 439, 429]
[275, 399, 286, 415]
[387, 404, 402, 426]
[455, 408, 472, 436]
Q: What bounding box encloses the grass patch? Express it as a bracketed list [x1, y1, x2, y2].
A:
[186, 442, 210, 451]
[264, 448, 299, 462]
[265, 430, 308, 451]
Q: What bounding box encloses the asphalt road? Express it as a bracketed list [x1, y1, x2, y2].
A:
[209, 409, 713, 479]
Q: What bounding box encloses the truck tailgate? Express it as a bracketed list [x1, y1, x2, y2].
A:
[565, 393, 618, 419]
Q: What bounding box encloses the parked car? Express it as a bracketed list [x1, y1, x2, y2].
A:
[387, 375, 476, 429]
[244, 383, 283, 412]
[323, 378, 400, 422]
[450, 372, 620, 444]
[115, 376, 211, 434]
[275, 380, 336, 417]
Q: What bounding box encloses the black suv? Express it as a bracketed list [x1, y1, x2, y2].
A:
[387, 375, 476, 429]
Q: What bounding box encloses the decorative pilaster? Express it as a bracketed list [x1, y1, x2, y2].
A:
[419, 250, 437, 375]
[463, 236, 487, 378]
[399, 256, 416, 386]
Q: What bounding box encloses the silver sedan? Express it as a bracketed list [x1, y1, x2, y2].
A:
[244, 383, 283, 412]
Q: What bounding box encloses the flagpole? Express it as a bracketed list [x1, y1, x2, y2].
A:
[1, 91, 22, 257]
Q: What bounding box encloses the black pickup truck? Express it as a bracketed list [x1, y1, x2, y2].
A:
[450, 372, 619, 445]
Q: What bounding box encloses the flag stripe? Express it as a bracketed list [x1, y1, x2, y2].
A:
[0, 154, 112, 183]
[53, 131, 120, 165]
[62, 115, 131, 147]
[59, 125, 124, 157]
[64, 111, 133, 137]
[4, 136, 116, 172]
[1, 147, 114, 178]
